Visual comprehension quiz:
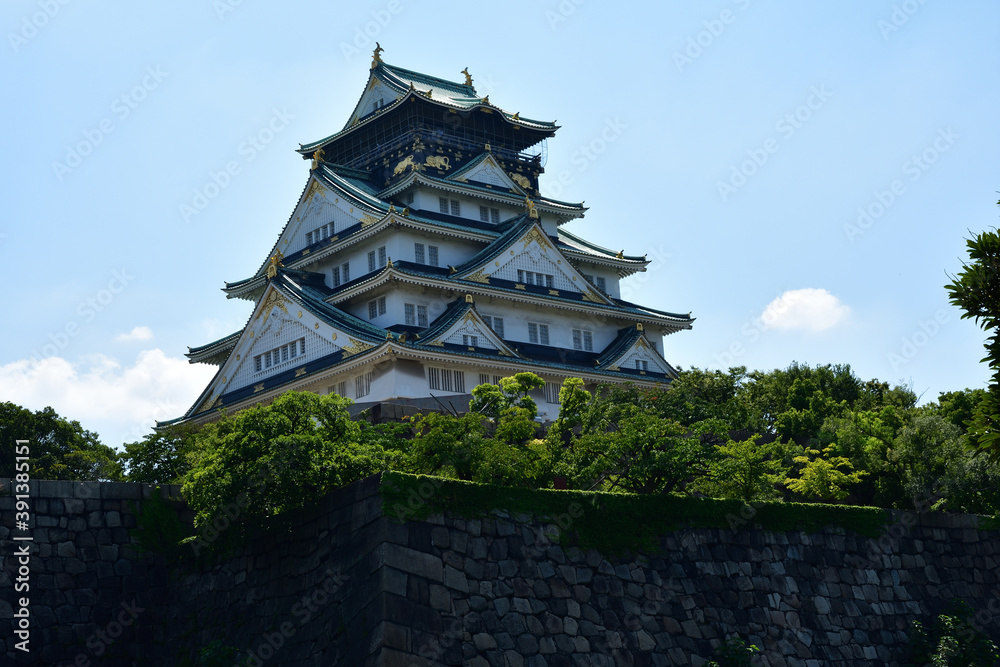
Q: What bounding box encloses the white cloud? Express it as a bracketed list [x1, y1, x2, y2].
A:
[116, 326, 154, 342]
[0, 350, 216, 449]
[759, 288, 851, 332]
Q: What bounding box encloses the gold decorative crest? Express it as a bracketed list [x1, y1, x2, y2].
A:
[260, 290, 288, 323]
[465, 269, 490, 284]
[341, 338, 375, 356]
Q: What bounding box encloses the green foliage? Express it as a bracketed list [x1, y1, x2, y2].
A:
[549, 377, 591, 440]
[406, 412, 487, 480]
[0, 402, 122, 480]
[122, 424, 202, 484]
[786, 446, 867, 502]
[181, 392, 380, 528]
[704, 636, 761, 667]
[469, 372, 544, 419]
[908, 600, 999, 666]
[381, 472, 889, 556]
[692, 434, 788, 502]
[128, 488, 192, 555]
[945, 223, 1000, 459]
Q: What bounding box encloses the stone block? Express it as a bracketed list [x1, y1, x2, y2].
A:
[384, 544, 443, 582]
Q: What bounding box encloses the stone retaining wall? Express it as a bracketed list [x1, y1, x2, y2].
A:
[3, 475, 1000, 666]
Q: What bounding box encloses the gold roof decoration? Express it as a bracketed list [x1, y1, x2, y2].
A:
[310, 148, 325, 170]
[525, 197, 539, 219]
[371, 43, 384, 69]
[461, 67, 473, 86]
[266, 251, 284, 279]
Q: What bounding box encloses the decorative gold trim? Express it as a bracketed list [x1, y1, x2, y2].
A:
[261, 290, 288, 323]
[461, 67, 472, 86]
[253, 383, 265, 393]
[295, 368, 307, 377]
[306, 180, 326, 201]
[361, 213, 380, 226]
[393, 155, 416, 176]
[548, 290, 559, 296]
[465, 269, 490, 284]
[266, 251, 284, 279]
[523, 227, 549, 248]
[310, 148, 325, 170]
[371, 42, 383, 69]
[515, 284, 526, 290]
[342, 338, 375, 356]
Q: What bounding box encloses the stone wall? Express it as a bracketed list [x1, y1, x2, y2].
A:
[3, 475, 1000, 666]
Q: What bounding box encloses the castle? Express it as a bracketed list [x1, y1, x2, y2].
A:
[168, 48, 692, 427]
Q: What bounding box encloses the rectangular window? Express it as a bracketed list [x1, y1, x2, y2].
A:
[378, 296, 386, 316]
[480, 205, 489, 222]
[545, 274, 554, 289]
[378, 246, 386, 267]
[332, 266, 341, 288]
[450, 200, 460, 216]
[414, 243, 425, 264]
[439, 197, 449, 214]
[428, 367, 465, 392]
[329, 381, 347, 397]
[254, 338, 306, 374]
[342, 262, 350, 282]
[405, 304, 429, 327]
[544, 381, 562, 404]
[573, 329, 594, 352]
[428, 245, 439, 267]
[368, 300, 378, 319]
[405, 192, 415, 204]
[355, 371, 372, 398]
[491, 208, 500, 224]
[636, 360, 649, 371]
[463, 335, 478, 347]
[517, 269, 525, 284]
[483, 315, 504, 338]
[306, 231, 314, 245]
[368, 250, 376, 272]
[528, 322, 550, 345]
[595, 276, 606, 293]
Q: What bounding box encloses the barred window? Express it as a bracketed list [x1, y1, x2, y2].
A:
[636, 360, 649, 372]
[528, 322, 549, 345]
[482, 315, 504, 338]
[254, 338, 305, 373]
[479, 373, 502, 386]
[428, 245, 439, 267]
[428, 367, 465, 392]
[439, 197, 449, 214]
[355, 371, 372, 398]
[463, 335, 478, 347]
[414, 243, 425, 264]
[544, 381, 562, 404]
[573, 329, 593, 352]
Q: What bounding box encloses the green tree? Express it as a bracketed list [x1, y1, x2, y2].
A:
[182, 392, 379, 527]
[121, 424, 202, 484]
[785, 446, 867, 502]
[0, 403, 122, 480]
[469, 372, 545, 420]
[693, 434, 788, 502]
[945, 222, 1000, 458]
[909, 600, 999, 666]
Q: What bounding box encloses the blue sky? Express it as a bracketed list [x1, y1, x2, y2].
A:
[2, 1, 997, 450]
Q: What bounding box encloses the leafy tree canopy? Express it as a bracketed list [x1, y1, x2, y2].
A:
[0, 403, 122, 480]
